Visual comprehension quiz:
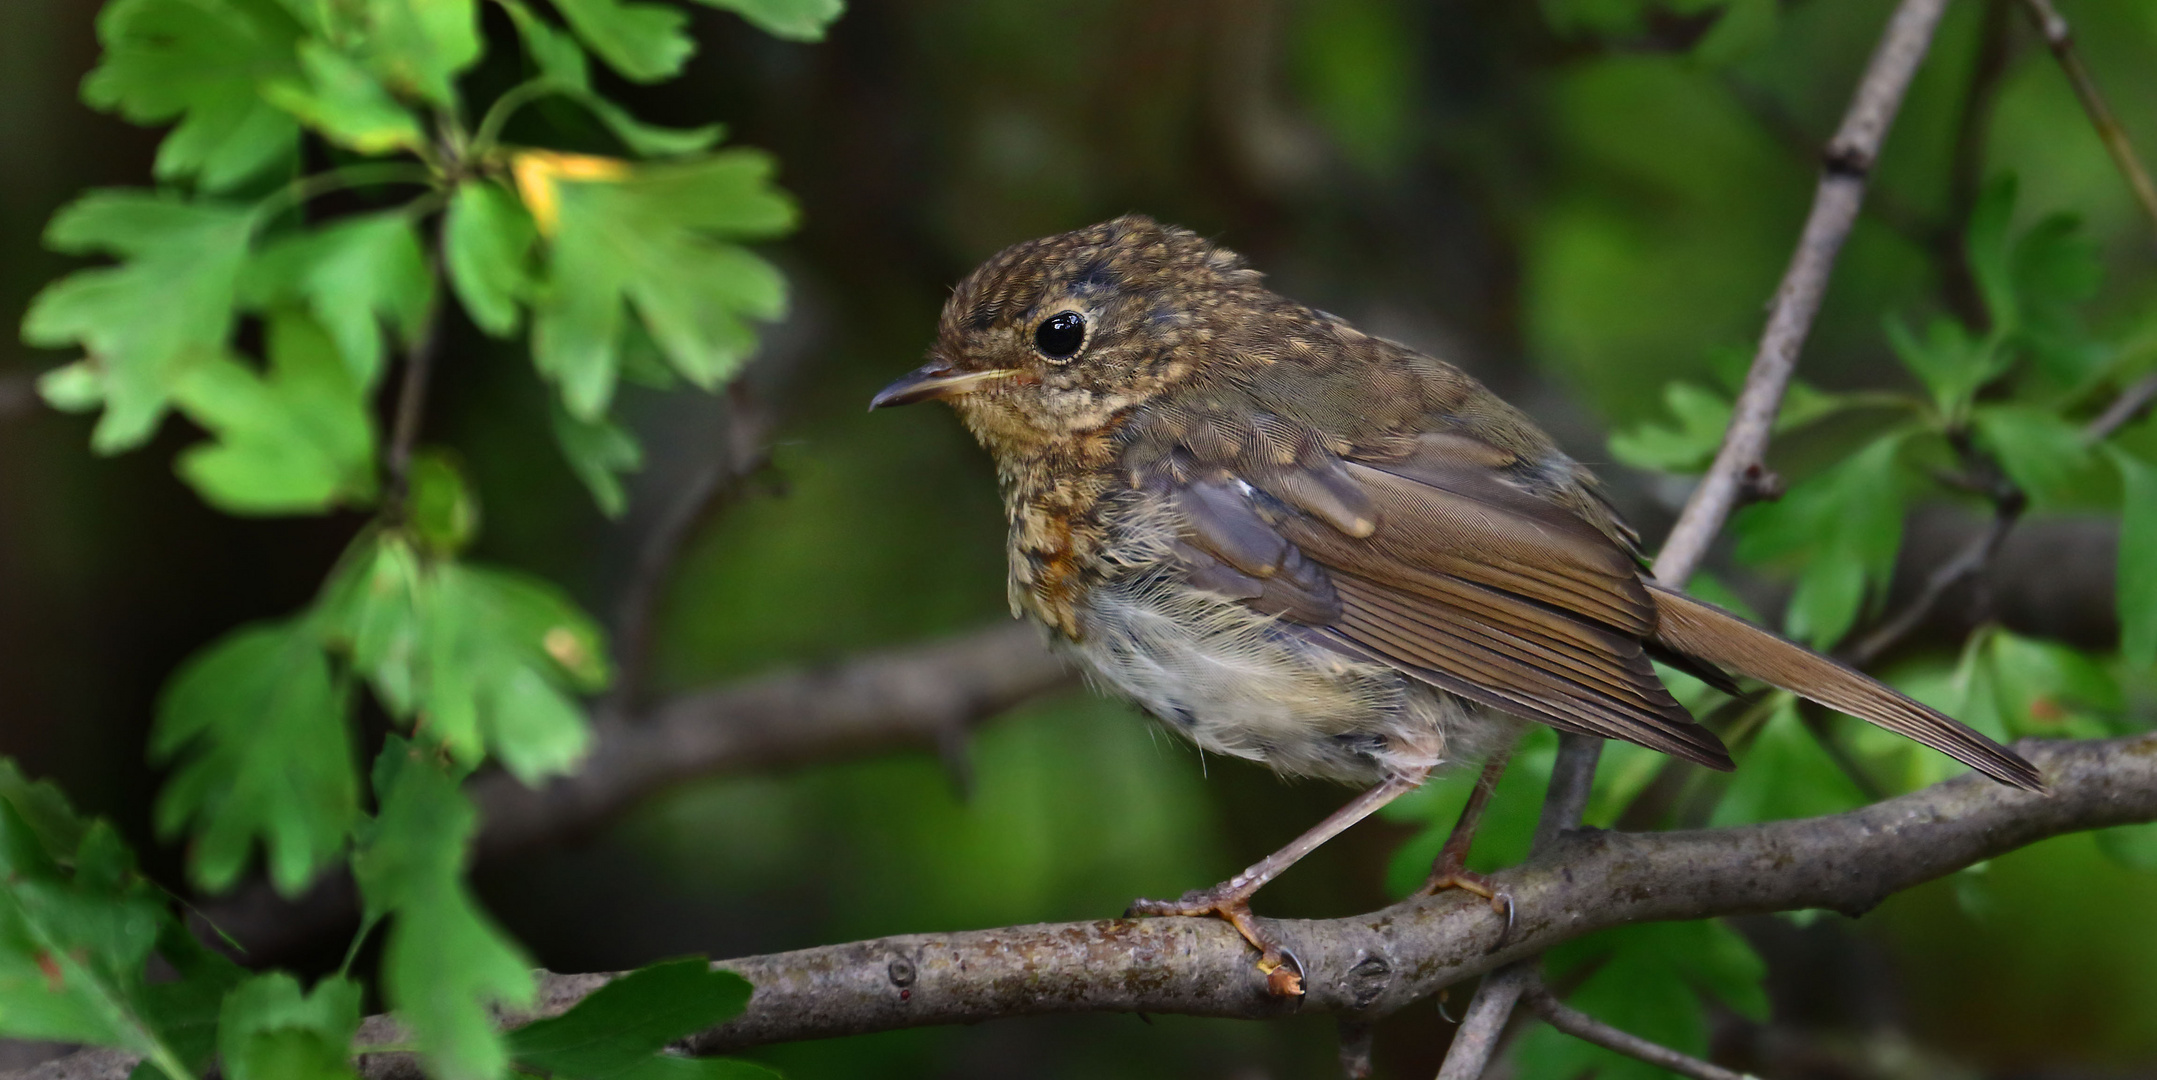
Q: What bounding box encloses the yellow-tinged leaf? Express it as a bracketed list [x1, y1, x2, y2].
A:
[511, 150, 630, 235]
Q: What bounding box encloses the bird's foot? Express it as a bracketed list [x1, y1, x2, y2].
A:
[1127, 886, 1304, 998]
[1417, 862, 1515, 948]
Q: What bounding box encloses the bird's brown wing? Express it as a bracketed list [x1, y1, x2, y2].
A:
[1152, 423, 1736, 770]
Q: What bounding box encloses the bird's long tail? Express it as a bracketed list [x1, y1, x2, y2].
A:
[1648, 584, 2046, 792]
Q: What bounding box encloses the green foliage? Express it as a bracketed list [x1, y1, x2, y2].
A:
[2108, 446, 2157, 667]
[521, 150, 795, 419]
[0, 762, 215, 1080]
[217, 975, 363, 1080]
[507, 958, 771, 1079]
[1734, 432, 1911, 647]
[354, 743, 535, 1080]
[151, 620, 358, 895]
[10, 0, 836, 1073]
[81, 0, 303, 190]
[1515, 919, 1767, 1080]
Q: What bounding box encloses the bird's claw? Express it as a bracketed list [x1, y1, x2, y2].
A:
[1126, 887, 1305, 998]
[1420, 864, 1516, 950]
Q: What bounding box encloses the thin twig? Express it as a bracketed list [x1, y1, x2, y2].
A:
[26, 734, 2153, 1080]
[1436, 968, 1530, 1080]
[2019, 0, 2157, 242]
[1521, 982, 1757, 1080]
[383, 257, 448, 515]
[607, 384, 774, 714]
[2085, 371, 2157, 444]
[1653, 0, 1952, 588]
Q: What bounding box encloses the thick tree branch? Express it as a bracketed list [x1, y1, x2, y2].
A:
[21, 735, 2154, 1080]
[1652, 0, 1950, 587]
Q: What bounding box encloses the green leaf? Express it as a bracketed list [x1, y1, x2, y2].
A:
[263, 42, 427, 155]
[1887, 314, 2003, 422]
[1964, 174, 2105, 389]
[139, 922, 248, 1077]
[1733, 433, 1908, 647]
[359, 0, 482, 106]
[1609, 376, 1852, 474]
[1690, 0, 1774, 68]
[170, 313, 379, 516]
[0, 789, 191, 1078]
[521, 150, 795, 418]
[218, 974, 362, 1080]
[1709, 698, 1866, 826]
[1515, 919, 1766, 1080]
[688, 0, 845, 41]
[247, 212, 434, 386]
[551, 403, 644, 517]
[2108, 447, 2157, 667]
[1984, 629, 2124, 739]
[318, 537, 606, 780]
[21, 192, 255, 452]
[353, 745, 532, 1080]
[408, 452, 482, 555]
[508, 959, 758, 1078]
[151, 619, 357, 895]
[445, 182, 538, 338]
[547, 0, 695, 82]
[502, 6, 725, 156]
[1965, 175, 2017, 329]
[1973, 404, 2091, 506]
[82, 0, 304, 191]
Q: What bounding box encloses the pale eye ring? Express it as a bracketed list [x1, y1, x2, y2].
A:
[1033, 311, 1087, 361]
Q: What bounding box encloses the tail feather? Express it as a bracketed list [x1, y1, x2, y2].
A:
[1648, 585, 2046, 792]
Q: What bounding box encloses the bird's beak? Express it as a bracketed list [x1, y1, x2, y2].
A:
[868, 362, 1020, 409]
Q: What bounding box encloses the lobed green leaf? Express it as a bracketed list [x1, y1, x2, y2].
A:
[353, 745, 533, 1080]
[170, 313, 380, 515]
[2108, 447, 2157, 667]
[551, 403, 645, 517]
[150, 618, 358, 895]
[82, 0, 303, 191]
[689, 0, 846, 41]
[22, 192, 255, 452]
[217, 974, 362, 1080]
[507, 958, 759, 1078]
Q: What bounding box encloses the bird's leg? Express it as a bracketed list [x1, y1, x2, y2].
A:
[1417, 747, 1515, 934]
[1127, 766, 1431, 996]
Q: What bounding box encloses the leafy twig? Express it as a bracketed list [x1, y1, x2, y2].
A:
[1652, 0, 1953, 588]
[1521, 981, 1756, 1080]
[2019, 0, 2157, 242]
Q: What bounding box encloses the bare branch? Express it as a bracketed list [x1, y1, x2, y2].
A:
[1521, 981, 1755, 1080]
[1653, 0, 1952, 587]
[194, 623, 1074, 961]
[2086, 372, 2157, 445]
[1435, 967, 1531, 1080]
[382, 258, 448, 515]
[21, 734, 2152, 1080]
[2019, 0, 2157, 242]
[607, 384, 775, 714]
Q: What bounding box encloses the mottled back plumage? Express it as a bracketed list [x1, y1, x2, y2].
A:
[883, 214, 2041, 791]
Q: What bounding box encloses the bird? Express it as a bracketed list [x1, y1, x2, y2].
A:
[871, 214, 2044, 994]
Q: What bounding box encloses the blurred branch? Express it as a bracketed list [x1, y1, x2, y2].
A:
[606, 384, 774, 714]
[0, 373, 35, 420]
[2018, 0, 2157, 243]
[1653, 0, 1951, 587]
[193, 622, 1074, 961]
[24, 734, 2153, 1080]
[1520, 981, 1755, 1080]
[382, 257, 447, 514]
[1436, 967, 1530, 1080]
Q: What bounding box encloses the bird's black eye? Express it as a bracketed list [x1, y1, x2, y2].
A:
[1033, 311, 1087, 360]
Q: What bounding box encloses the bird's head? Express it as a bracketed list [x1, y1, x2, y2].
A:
[872, 215, 1266, 461]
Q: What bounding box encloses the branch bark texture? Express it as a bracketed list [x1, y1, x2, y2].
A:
[24, 735, 2151, 1080]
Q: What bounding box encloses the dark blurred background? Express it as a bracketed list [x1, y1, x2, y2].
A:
[5, 0, 2157, 1076]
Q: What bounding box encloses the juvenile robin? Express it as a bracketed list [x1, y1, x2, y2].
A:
[872, 215, 2042, 990]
